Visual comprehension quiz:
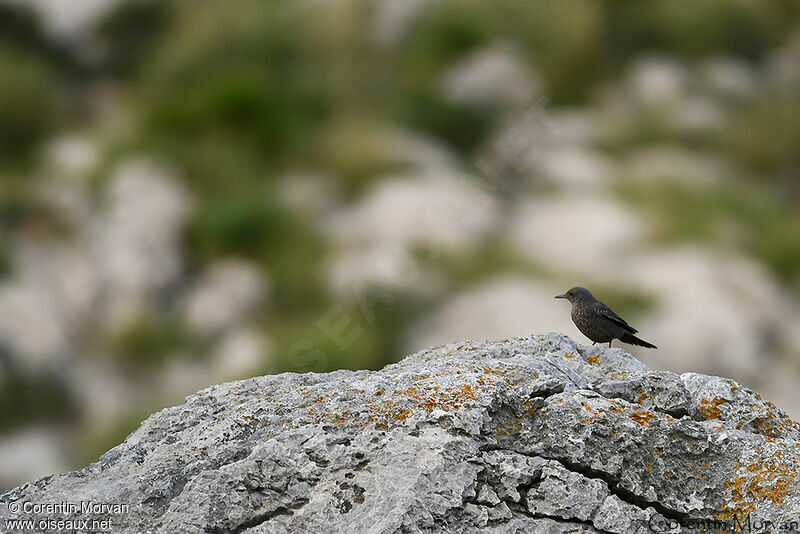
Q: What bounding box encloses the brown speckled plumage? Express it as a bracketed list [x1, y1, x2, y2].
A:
[555, 287, 657, 349]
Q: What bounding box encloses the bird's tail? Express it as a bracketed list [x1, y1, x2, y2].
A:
[620, 333, 657, 349]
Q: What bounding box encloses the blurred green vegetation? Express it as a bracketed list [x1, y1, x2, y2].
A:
[0, 48, 57, 164]
[1, 3, 799, 325]
[0, 4, 76, 167]
[74, 408, 156, 467]
[726, 88, 800, 173]
[0, 180, 73, 238]
[0, 244, 10, 279]
[0, 370, 78, 432]
[109, 313, 191, 369]
[588, 285, 659, 319]
[271, 289, 426, 372]
[185, 185, 326, 313]
[619, 180, 800, 287]
[1, 0, 800, 472]
[96, 0, 169, 77]
[417, 241, 544, 287]
[602, 0, 800, 60]
[0, 0, 799, 375]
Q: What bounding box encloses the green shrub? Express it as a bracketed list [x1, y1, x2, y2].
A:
[97, 0, 170, 77]
[140, 0, 329, 160]
[271, 288, 426, 373]
[273, 309, 385, 373]
[110, 314, 189, 368]
[0, 370, 78, 432]
[187, 192, 290, 260]
[186, 189, 325, 312]
[0, 47, 56, 162]
[398, 92, 494, 154]
[0, 243, 10, 279]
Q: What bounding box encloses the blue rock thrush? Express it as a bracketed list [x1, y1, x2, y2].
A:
[555, 287, 657, 349]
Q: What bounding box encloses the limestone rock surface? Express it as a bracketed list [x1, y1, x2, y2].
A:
[2, 333, 799, 533]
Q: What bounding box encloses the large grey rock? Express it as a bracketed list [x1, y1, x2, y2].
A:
[3, 333, 800, 533]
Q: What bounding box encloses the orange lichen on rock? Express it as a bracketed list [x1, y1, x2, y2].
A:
[719, 446, 799, 520]
[628, 410, 654, 427]
[698, 397, 725, 420]
[297, 368, 499, 430]
[587, 356, 600, 365]
[581, 401, 602, 416]
[355, 376, 488, 429]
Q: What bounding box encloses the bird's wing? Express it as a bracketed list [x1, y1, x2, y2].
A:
[593, 302, 638, 334]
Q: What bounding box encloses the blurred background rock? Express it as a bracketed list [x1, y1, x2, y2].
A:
[0, 0, 799, 491]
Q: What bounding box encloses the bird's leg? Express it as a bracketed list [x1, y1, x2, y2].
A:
[608, 341, 612, 348]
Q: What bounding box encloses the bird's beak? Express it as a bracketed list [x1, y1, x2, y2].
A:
[554, 294, 567, 299]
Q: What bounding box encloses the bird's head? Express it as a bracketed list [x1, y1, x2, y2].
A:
[554, 286, 593, 304]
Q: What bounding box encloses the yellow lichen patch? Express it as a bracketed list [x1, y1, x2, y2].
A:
[482, 366, 504, 376]
[628, 410, 654, 427]
[299, 370, 496, 430]
[491, 415, 526, 438]
[719, 446, 799, 520]
[581, 401, 602, 416]
[698, 397, 725, 420]
[330, 410, 353, 425]
[720, 476, 757, 518]
[740, 397, 800, 437]
[564, 351, 575, 359]
[587, 356, 600, 365]
[637, 389, 647, 404]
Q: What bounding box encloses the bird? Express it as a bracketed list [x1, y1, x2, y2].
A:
[555, 287, 656, 349]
